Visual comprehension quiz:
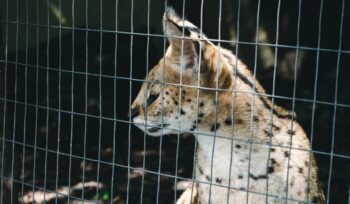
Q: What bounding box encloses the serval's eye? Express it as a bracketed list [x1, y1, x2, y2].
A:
[147, 93, 159, 106]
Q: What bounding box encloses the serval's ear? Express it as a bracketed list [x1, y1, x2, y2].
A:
[163, 8, 232, 89]
[163, 7, 203, 70]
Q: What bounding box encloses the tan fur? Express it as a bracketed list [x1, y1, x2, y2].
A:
[131, 8, 325, 204]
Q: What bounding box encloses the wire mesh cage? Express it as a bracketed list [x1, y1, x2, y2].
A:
[0, 0, 349, 203]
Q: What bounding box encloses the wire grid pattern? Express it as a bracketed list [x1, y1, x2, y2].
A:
[0, 0, 349, 204]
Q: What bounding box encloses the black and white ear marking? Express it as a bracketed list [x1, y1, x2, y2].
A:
[163, 7, 193, 49]
[163, 7, 203, 70]
[164, 19, 191, 44]
[163, 7, 189, 35]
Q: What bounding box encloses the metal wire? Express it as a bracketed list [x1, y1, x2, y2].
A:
[2, 59, 349, 110]
[208, 0, 222, 202]
[326, 1, 345, 203]
[80, 0, 89, 200]
[54, 0, 62, 202]
[1, 96, 350, 161]
[307, 1, 324, 203]
[0, 1, 349, 204]
[127, 0, 134, 203]
[0, 0, 9, 202]
[284, 0, 302, 202]
[266, 0, 281, 202]
[155, 1, 168, 203]
[173, 0, 186, 202]
[246, 0, 261, 202]
[110, 0, 119, 203]
[95, 0, 103, 200]
[67, 0, 75, 202]
[1, 20, 350, 55]
[20, 0, 29, 201]
[42, 0, 51, 202]
[226, 0, 241, 202]
[11, 0, 20, 202]
[0, 163, 315, 204]
[31, 0, 40, 202]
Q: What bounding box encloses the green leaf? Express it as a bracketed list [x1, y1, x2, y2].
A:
[102, 192, 110, 201]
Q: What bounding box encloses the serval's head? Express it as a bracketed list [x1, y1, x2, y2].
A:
[130, 8, 234, 136]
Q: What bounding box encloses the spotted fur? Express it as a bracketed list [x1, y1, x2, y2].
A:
[131, 8, 325, 204]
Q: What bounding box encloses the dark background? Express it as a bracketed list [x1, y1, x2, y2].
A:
[0, 0, 349, 203]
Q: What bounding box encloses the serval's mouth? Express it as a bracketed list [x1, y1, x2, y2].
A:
[147, 123, 170, 133]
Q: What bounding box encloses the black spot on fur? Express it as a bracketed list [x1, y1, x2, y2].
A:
[239, 187, 247, 192]
[305, 161, 309, 166]
[253, 116, 259, 122]
[268, 166, 274, 173]
[270, 148, 276, 152]
[271, 124, 281, 131]
[170, 110, 173, 113]
[198, 113, 204, 118]
[190, 124, 197, 131]
[190, 119, 200, 131]
[182, 90, 186, 95]
[235, 144, 241, 149]
[180, 108, 186, 115]
[186, 99, 191, 102]
[198, 167, 204, 175]
[166, 101, 170, 104]
[264, 129, 273, 137]
[205, 175, 211, 181]
[199, 102, 204, 107]
[270, 158, 277, 165]
[287, 129, 295, 135]
[224, 119, 232, 125]
[236, 71, 295, 119]
[210, 122, 220, 132]
[238, 175, 243, 179]
[165, 91, 169, 95]
[215, 178, 222, 184]
[298, 168, 304, 174]
[284, 151, 290, 157]
[174, 100, 178, 105]
[246, 102, 251, 107]
[249, 173, 267, 180]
